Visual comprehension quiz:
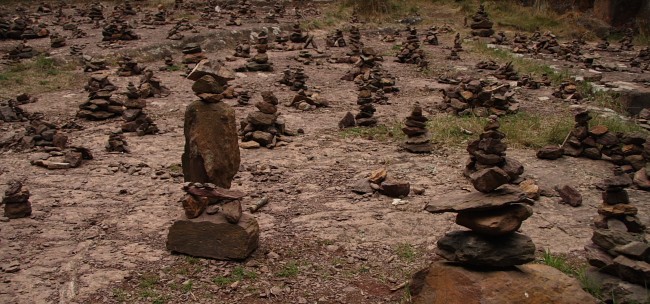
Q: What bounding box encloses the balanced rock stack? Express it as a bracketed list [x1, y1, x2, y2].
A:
[350, 168, 411, 198]
[7, 41, 38, 60]
[340, 86, 378, 129]
[290, 67, 307, 91]
[182, 43, 207, 65]
[233, 40, 250, 58]
[102, 18, 139, 41]
[470, 4, 494, 37]
[83, 55, 108, 72]
[237, 91, 251, 106]
[396, 28, 426, 66]
[3, 181, 32, 219]
[363, 65, 398, 94]
[494, 62, 519, 80]
[464, 116, 524, 192]
[117, 55, 144, 76]
[619, 28, 634, 51]
[439, 78, 520, 116]
[88, 2, 105, 21]
[347, 26, 363, 56]
[630, 47, 650, 71]
[122, 85, 159, 136]
[168, 59, 259, 260]
[340, 47, 380, 80]
[106, 131, 130, 153]
[239, 31, 272, 72]
[240, 91, 290, 149]
[402, 104, 432, 153]
[424, 26, 439, 45]
[226, 12, 242, 26]
[50, 32, 66, 48]
[139, 70, 170, 98]
[552, 81, 582, 101]
[77, 74, 124, 120]
[25, 119, 68, 149]
[289, 23, 316, 49]
[585, 175, 649, 288]
[325, 29, 346, 48]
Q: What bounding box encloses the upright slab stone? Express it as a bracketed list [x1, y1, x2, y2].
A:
[182, 101, 240, 188]
[166, 213, 259, 260]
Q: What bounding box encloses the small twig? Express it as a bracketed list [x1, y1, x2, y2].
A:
[249, 196, 269, 213]
[390, 281, 408, 292]
[561, 130, 572, 147]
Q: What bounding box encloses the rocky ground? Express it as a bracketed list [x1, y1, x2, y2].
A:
[0, 1, 649, 304]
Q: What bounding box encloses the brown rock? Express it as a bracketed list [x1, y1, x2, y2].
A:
[182, 101, 240, 188]
[633, 168, 650, 189]
[602, 190, 630, 205]
[612, 255, 650, 285]
[501, 157, 524, 180]
[589, 125, 609, 136]
[369, 168, 387, 184]
[166, 213, 259, 260]
[221, 200, 242, 224]
[598, 203, 638, 217]
[469, 167, 510, 193]
[254, 101, 277, 114]
[425, 185, 528, 213]
[379, 180, 410, 198]
[192, 75, 224, 94]
[182, 194, 207, 219]
[455, 203, 533, 236]
[338, 112, 356, 129]
[4, 202, 32, 219]
[519, 179, 540, 200]
[536, 146, 563, 160]
[410, 262, 597, 304]
[555, 185, 582, 207]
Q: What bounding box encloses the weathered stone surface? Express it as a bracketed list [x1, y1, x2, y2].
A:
[536, 145, 563, 160]
[182, 194, 207, 219]
[598, 203, 638, 217]
[191, 75, 224, 94]
[585, 244, 616, 271]
[455, 204, 532, 236]
[221, 200, 242, 224]
[469, 167, 510, 193]
[187, 59, 236, 83]
[501, 157, 524, 180]
[555, 185, 582, 207]
[436, 231, 535, 267]
[4, 202, 32, 219]
[338, 112, 356, 129]
[602, 190, 629, 205]
[583, 268, 650, 304]
[519, 179, 540, 200]
[410, 262, 598, 304]
[379, 180, 410, 198]
[239, 141, 260, 149]
[350, 179, 373, 194]
[369, 168, 387, 184]
[166, 213, 259, 260]
[182, 101, 240, 189]
[251, 131, 274, 146]
[633, 168, 650, 189]
[612, 255, 650, 285]
[592, 228, 646, 251]
[614, 241, 650, 261]
[425, 185, 528, 213]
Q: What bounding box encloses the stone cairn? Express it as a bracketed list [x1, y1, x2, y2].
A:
[552, 81, 582, 101]
[492, 31, 508, 45]
[122, 84, 159, 136]
[396, 28, 427, 68]
[106, 131, 130, 153]
[493, 62, 519, 81]
[50, 32, 66, 48]
[3, 180, 32, 219]
[182, 43, 206, 65]
[425, 116, 534, 268]
[619, 28, 634, 51]
[424, 26, 439, 45]
[363, 64, 399, 95]
[631, 47, 650, 71]
[233, 39, 251, 58]
[226, 12, 242, 26]
[167, 59, 259, 260]
[77, 74, 124, 120]
[240, 91, 291, 149]
[453, 33, 463, 51]
[439, 78, 520, 116]
[237, 31, 273, 72]
[585, 175, 649, 287]
[88, 2, 105, 21]
[470, 4, 494, 37]
[340, 47, 380, 80]
[118, 0, 137, 16]
[0, 16, 50, 40]
[102, 17, 139, 41]
[7, 40, 38, 60]
[237, 91, 251, 106]
[325, 29, 346, 48]
[117, 55, 144, 76]
[167, 19, 193, 40]
[83, 55, 108, 72]
[476, 60, 499, 70]
[289, 22, 317, 49]
[402, 104, 432, 153]
[347, 26, 363, 56]
[139, 70, 170, 98]
[339, 86, 378, 129]
[0, 95, 36, 122]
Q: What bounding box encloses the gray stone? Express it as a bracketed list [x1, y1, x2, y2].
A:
[436, 230, 536, 267]
[469, 167, 510, 193]
[425, 185, 528, 213]
[591, 228, 646, 251]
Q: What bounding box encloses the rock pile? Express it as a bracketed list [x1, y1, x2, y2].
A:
[0, 99, 31, 122]
[237, 91, 251, 106]
[533, 32, 561, 54]
[347, 26, 363, 56]
[424, 26, 438, 45]
[0, 17, 50, 40]
[349, 168, 411, 198]
[226, 12, 242, 26]
[585, 175, 649, 287]
[2, 181, 32, 219]
[50, 32, 66, 48]
[470, 4, 494, 37]
[182, 43, 206, 65]
[446, 49, 460, 61]
[402, 104, 432, 153]
[439, 78, 520, 116]
[240, 91, 291, 149]
[631, 47, 650, 71]
[139, 70, 170, 98]
[492, 31, 508, 45]
[289, 22, 317, 49]
[87, 2, 105, 20]
[122, 87, 159, 136]
[238, 31, 273, 72]
[117, 55, 144, 76]
[102, 18, 139, 41]
[619, 28, 634, 51]
[7, 41, 38, 60]
[106, 131, 130, 153]
[83, 55, 108, 72]
[494, 62, 519, 80]
[31, 146, 93, 170]
[325, 29, 346, 48]
[233, 40, 250, 58]
[363, 65, 398, 94]
[339, 87, 378, 128]
[396, 28, 426, 67]
[77, 74, 124, 120]
[561, 109, 604, 159]
[25, 119, 68, 149]
[340, 47, 381, 81]
[476, 60, 499, 70]
[552, 81, 582, 101]
[453, 33, 463, 51]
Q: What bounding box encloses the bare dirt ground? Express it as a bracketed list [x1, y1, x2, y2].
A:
[0, 1, 649, 304]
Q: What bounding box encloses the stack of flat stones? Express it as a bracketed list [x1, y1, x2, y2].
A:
[138, 70, 170, 98]
[424, 26, 438, 45]
[354, 87, 378, 127]
[619, 29, 634, 51]
[340, 47, 379, 81]
[585, 175, 649, 286]
[83, 55, 107, 72]
[8, 41, 38, 60]
[87, 3, 104, 21]
[117, 55, 144, 76]
[240, 91, 289, 149]
[0, 16, 50, 40]
[106, 131, 130, 153]
[465, 116, 524, 192]
[102, 18, 139, 41]
[77, 74, 124, 120]
[494, 62, 519, 81]
[439, 78, 520, 116]
[233, 40, 250, 58]
[50, 32, 66, 48]
[2, 180, 32, 219]
[552, 81, 582, 100]
[289, 67, 307, 91]
[396, 28, 426, 66]
[182, 43, 206, 65]
[364, 65, 398, 94]
[630, 47, 649, 71]
[470, 4, 494, 37]
[325, 29, 346, 48]
[347, 26, 363, 56]
[25, 119, 68, 149]
[121, 88, 159, 136]
[426, 117, 535, 268]
[241, 31, 272, 72]
[401, 104, 432, 153]
[188, 60, 236, 104]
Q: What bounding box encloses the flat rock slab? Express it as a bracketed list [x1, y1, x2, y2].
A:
[436, 230, 535, 267]
[410, 262, 598, 304]
[424, 185, 528, 213]
[166, 213, 259, 260]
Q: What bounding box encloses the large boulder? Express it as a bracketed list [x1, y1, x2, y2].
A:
[410, 262, 598, 304]
[166, 213, 259, 260]
[436, 230, 535, 267]
[182, 101, 240, 188]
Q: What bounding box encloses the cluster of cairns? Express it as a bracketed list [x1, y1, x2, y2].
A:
[138, 70, 171, 98]
[396, 28, 427, 68]
[0, 16, 50, 40]
[117, 56, 144, 76]
[401, 104, 432, 153]
[619, 28, 634, 51]
[77, 74, 124, 120]
[2, 181, 32, 219]
[469, 4, 494, 37]
[585, 175, 649, 289]
[167, 59, 259, 260]
[7, 41, 38, 60]
[424, 26, 438, 45]
[426, 116, 534, 268]
[237, 31, 273, 72]
[102, 18, 139, 41]
[325, 29, 346, 48]
[182, 43, 206, 65]
[122, 84, 159, 136]
[350, 168, 411, 198]
[552, 81, 582, 101]
[106, 131, 130, 153]
[439, 78, 520, 116]
[339, 86, 378, 129]
[240, 91, 292, 149]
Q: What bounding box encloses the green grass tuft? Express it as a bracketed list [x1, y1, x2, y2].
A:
[276, 261, 300, 278]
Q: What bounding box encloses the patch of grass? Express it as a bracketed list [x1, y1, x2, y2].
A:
[184, 256, 200, 265]
[592, 116, 649, 135]
[395, 243, 416, 262]
[540, 250, 604, 300]
[212, 266, 258, 286]
[540, 250, 575, 275]
[167, 65, 181, 72]
[339, 121, 404, 141]
[0, 55, 80, 97]
[400, 284, 412, 304]
[276, 261, 300, 278]
[577, 82, 626, 114]
[138, 274, 160, 289]
[112, 288, 128, 302]
[181, 280, 193, 293]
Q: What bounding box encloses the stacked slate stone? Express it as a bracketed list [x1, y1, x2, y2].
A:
[2, 181, 32, 219]
[470, 4, 494, 37]
[167, 19, 192, 40]
[237, 91, 251, 106]
[492, 32, 508, 45]
[233, 40, 250, 58]
[83, 55, 108, 72]
[439, 78, 520, 116]
[290, 67, 307, 91]
[347, 26, 363, 56]
[122, 84, 159, 136]
[402, 104, 432, 153]
[102, 18, 139, 41]
[239, 91, 290, 148]
[453, 33, 463, 51]
[340, 47, 380, 81]
[119, 0, 137, 16]
[396, 28, 426, 67]
[619, 28, 634, 51]
[239, 32, 272, 72]
[0, 99, 31, 122]
[88, 2, 104, 20]
[476, 60, 499, 70]
[630, 47, 650, 71]
[494, 62, 519, 80]
[325, 29, 346, 48]
[77, 74, 124, 120]
[363, 65, 399, 94]
[226, 12, 242, 26]
[340, 86, 377, 129]
[533, 32, 561, 55]
[182, 43, 206, 64]
[189, 59, 236, 104]
[117, 55, 144, 76]
[446, 49, 460, 61]
[106, 131, 130, 153]
[50, 32, 66, 48]
[585, 175, 649, 287]
[426, 117, 534, 268]
[424, 26, 439, 45]
[139, 70, 170, 98]
[552, 81, 582, 101]
[25, 119, 68, 149]
[0, 16, 50, 40]
[7, 41, 38, 60]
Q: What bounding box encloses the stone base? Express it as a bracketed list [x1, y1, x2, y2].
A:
[410, 262, 598, 304]
[166, 213, 259, 260]
[436, 230, 535, 267]
[4, 202, 32, 219]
